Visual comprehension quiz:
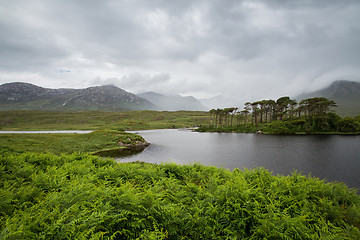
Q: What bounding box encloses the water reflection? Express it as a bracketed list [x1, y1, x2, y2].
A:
[119, 129, 360, 190]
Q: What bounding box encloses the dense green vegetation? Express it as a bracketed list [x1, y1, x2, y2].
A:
[0, 130, 147, 156]
[0, 110, 208, 131]
[200, 97, 360, 134]
[1, 153, 359, 239]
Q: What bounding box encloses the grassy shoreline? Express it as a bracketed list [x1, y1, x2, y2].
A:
[197, 125, 360, 135]
[0, 130, 148, 157]
[0, 110, 208, 157]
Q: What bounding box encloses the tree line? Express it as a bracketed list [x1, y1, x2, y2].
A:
[209, 97, 336, 127]
[206, 96, 359, 133]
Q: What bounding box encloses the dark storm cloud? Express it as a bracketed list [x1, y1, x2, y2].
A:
[0, 0, 359, 105]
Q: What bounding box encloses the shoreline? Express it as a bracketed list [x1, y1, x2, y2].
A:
[0, 130, 93, 134]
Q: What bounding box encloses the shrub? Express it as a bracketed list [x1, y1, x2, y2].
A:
[337, 117, 360, 133]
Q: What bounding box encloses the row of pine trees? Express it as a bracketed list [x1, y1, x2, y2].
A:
[209, 97, 337, 128]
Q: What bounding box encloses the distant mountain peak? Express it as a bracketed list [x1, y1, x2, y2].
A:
[0, 82, 45, 92]
[0, 82, 154, 111]
[296, 80, 360, 116]
[331, 79, 355, 85]
[326, 80, 360, 98]
[298, 80, 360, 98]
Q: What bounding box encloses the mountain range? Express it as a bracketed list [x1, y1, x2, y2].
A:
[1, 80, 359, 115]
[0, 82, 207, 111]
[0, 82, 154, 111]
[296, 80, 360, 116]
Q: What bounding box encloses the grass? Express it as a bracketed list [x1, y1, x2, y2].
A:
[0, 153, 359, 239]
[0, 110, 207, 157]
[0, 110, 209, 131]
[0, 130, 147, 156]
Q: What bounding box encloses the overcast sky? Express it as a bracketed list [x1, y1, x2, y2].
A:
[1, 0, 360, 106]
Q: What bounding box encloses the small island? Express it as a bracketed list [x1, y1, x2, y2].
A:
[198, 97, 360, 134]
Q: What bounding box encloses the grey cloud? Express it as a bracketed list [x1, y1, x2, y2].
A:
[0, 0, 359, 105]
[0, 5, 68, 71]
[262, 0, 359, 10]
[91, 73, 172, 94]
[120, 73, 171, 90]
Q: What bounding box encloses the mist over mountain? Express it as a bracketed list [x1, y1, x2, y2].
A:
[198, 95, 240, 110]
[0, 82, 154, 111]
[296, 80, 360, 116]
[137, 92, 207, 111]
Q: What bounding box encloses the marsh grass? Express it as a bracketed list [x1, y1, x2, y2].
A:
[0, 130, 146, 155]
[0, 110, 208, 131]
[1, 153, 359, 239]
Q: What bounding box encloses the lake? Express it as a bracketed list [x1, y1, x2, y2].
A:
[119, 129, 360, 190]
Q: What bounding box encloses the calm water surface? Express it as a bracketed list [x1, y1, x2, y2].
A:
[119, 129, 360, 190]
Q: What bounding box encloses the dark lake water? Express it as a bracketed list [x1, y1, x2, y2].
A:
[119, 129, 360, 190]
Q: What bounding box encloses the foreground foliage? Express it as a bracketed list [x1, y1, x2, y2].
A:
[1, 153, 359, 239]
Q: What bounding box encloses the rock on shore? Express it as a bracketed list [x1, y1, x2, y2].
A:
[118, 140, 150, 150]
